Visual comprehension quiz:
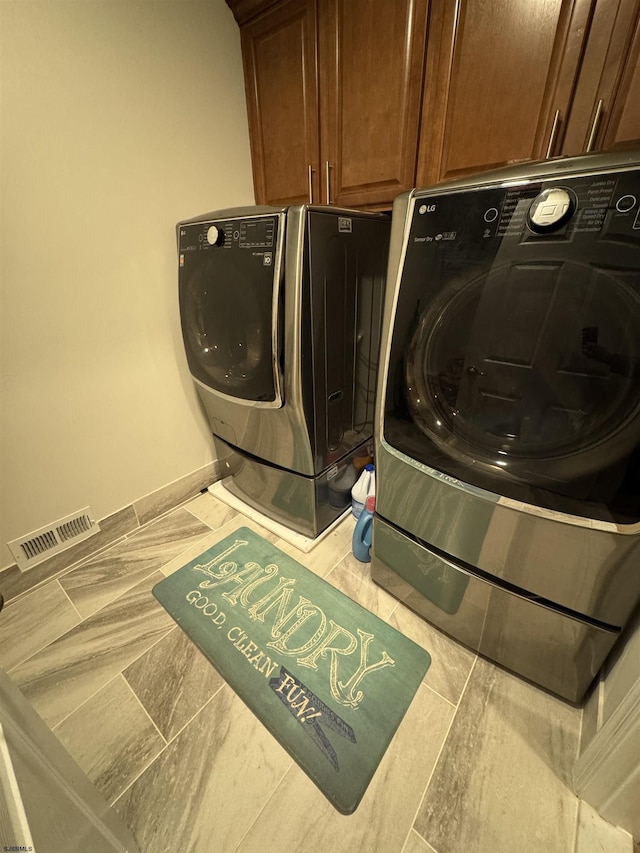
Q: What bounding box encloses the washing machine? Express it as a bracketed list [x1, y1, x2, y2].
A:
[372, 151, 640, 702]
[178, 205, 389, 538]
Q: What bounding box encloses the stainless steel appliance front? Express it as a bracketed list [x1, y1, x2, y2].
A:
[178, 205, 389, 537]
[372, 152, 640, 702]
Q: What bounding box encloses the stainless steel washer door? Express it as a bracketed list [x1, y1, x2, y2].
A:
[178, 213, 284, 407]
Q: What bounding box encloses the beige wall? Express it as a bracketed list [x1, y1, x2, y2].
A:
[0, 0, 254, 570]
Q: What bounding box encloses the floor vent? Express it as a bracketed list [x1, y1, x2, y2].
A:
[8, 508, 100, 572]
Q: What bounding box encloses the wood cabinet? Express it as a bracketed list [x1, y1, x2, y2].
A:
[416, 0, 594, 185]
[235, 0, 428, 207]
[239, 0, 320, 206]
[417, 0, 640, 186]
[562, 0, 640, 154]
[318, 0, 428, 207]
[230, 0, 640, 208]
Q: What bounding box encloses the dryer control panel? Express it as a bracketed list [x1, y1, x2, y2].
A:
[409, 170, 640, 247]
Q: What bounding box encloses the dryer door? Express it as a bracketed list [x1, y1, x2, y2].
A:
[405, 260, 640, 484]
[178, 213, 284, 406]
[384, 172, 640, 524]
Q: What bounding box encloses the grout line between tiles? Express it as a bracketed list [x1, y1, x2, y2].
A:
[112, 688, 222, 808]
[423, 682, 458, 710]
[120, 624, 180, 676]
[118, 672, 168, 745]
[4, 584, 85, 676]
[52, 672, 124, 733]
[405, 660, 479, 849]
[400, 828, 441, 853]
[56, 577, 84, 621]
[232, 755, 296, 853]
[65, 521, 215, 622]
[46, 616, 177, 731]
[571, 800, 581, 853]
[162, 679, 227, 747]
[99, 676, 170, 808]
[183, 503, 238, 532]
[68, 566, 174, 623]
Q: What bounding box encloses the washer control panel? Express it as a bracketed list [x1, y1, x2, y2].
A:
[178, 215, 278, 253]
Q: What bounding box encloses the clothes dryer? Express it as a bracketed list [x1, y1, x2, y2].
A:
[178, 205, 389, 537]
[372, 152, 640, 701]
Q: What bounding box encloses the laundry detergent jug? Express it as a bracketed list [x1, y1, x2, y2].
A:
[352, 496, 375, 562]
[351, 463, 375, 518]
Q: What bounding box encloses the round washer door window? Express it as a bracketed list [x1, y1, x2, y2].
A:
[405, 261, 640, 485]
[180, 254, 280, 404]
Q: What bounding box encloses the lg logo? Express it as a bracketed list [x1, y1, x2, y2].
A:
[419, 204, 436, 214]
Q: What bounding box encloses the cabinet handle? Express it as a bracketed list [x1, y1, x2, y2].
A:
[308, 165, 314, 204]
[586, 99, 604, 153]
[545, 109, 561, 159]
[325, 160, 332, 204]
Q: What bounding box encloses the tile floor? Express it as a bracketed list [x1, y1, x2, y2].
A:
[0, 492, 634, 853]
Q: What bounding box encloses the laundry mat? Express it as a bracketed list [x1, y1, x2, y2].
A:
[152, 527, 431, 814]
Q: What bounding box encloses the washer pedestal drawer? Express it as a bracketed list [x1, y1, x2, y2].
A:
[371, 515, 619, 703]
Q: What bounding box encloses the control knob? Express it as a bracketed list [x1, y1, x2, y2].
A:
[527, 187, 575, 232]
[206, 225, 224, 246]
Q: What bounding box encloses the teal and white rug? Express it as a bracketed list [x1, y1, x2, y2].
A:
[153, 527, 431, 814]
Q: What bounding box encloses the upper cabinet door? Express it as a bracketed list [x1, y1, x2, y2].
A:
[241, 0, 320, 205]
[319, 0, 429, 208]
[562, 0, 640, 155]
[417, 0, 593, 186]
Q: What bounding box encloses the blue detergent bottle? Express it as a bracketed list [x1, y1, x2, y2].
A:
[352, 496, 376, 562]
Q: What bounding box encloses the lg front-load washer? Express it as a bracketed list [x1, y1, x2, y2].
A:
[178, 205, 390, 538]
[372, 151, 640, 702]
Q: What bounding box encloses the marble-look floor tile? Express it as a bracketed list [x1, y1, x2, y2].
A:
[160, 513, 280, 577]
[0, 580, 81, 672]
[237, 683, 454, 853]
[157, 528, 241, 577]
[184, 492, 239, 530]
[54, 674, 166, 805]
[114, 685, 293, 853]
[59, 508, 211, 618]
[415, 656, 582, 853]
[402, 830, 438, 853]
[213, 510, 281, 544]
[123, 626, 225, 741]
[575, 800, 633, 853]
[388, 603, 476, 706]
[274, 515, 353, 578]
[325, 553, 399, 621]
[10, 571, 174, 728]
